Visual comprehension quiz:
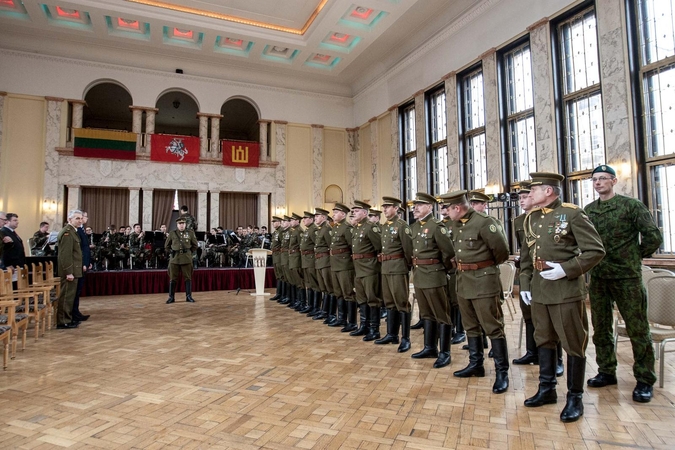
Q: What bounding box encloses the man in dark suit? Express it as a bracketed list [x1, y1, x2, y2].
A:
[1, 213, 26, 271]
[71, 211, 92, 323]
[57, 210, 84, 329]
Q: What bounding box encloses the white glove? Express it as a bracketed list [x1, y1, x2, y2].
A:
[540, 262, 566, 280]
[520, 290, 532, 305]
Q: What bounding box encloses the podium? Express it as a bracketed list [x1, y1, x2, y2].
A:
[247, 249, 273, 296]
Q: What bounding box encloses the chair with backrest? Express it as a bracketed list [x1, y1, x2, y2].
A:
[642, 275, 675, 387]
[0, 299, 15, 369]
[31, 262, 57, 330]
[0, 269, 30, 358]
[498, 261, 517, 320]
[15, 265, 49, 339]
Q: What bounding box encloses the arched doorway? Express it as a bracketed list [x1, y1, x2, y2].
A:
[83, 81, 133, 131]
[155, 90, 200, 136]
[219, 98, 260, 141]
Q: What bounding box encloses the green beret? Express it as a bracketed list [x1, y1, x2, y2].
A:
[530, 172, 565, 187]
[518, 181, 531, 194]
[468, 190, 490, 203]
[333, 202, 351, 213]
[439, 190, 468, 206]
[368, 209, 381, 216]
[412, 192, 437, 204]
[381, 196, 402, 207]
[291, 213, 303, 221]
[591, 164, 616, 177]
[314, 208, 330, 216]
[352, 200, 371, 210]
[303, 211, 315, 219]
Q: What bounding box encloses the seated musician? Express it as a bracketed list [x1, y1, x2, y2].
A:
[32, 221, 54, 255]
[129, 223, 150, 269]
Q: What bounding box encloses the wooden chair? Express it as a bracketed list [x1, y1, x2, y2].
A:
[31, 263, 57, 330]
[0, 299, 15, 369]
[498, 261, 517, 320]
[0, 269, 30, 358]
[16, 265, 49, 340]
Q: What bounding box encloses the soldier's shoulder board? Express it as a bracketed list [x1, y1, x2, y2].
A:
[561, 202, 580, 210]
[476, 210, 489, 218]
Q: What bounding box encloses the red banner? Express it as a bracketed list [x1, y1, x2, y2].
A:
[222, 140, 260, 168]
[151, 134, 200, 164]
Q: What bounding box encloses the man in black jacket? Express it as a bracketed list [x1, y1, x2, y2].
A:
[1, 213, 26, 271]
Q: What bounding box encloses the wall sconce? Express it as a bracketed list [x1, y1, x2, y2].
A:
[275, 206, 286, 216]
[43, 199, 57, 212]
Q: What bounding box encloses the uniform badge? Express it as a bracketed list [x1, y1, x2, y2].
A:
[489, 224, 497, 233]
[440, 228, 447, 234]
[554, 235, 561, 243]
[373, 226, 380, 233]
[404, 227, 411, 235]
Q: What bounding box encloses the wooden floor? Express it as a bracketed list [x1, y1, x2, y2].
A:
[1, 291, 675, 450]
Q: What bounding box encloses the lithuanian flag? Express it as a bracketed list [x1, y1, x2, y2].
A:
[73, 128, 137, 160]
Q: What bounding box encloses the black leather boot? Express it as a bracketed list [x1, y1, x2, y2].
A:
[398, 311, 411, 352]
[307, 290, 321, 316]
[342, 301, 359, 333]
[411, 320, 439, 359]
[513, 320, 539, 365]
[375, 309, 400, 345]
[363, 306, 381, 341]
[323, 295, 337, 324]
[270, 280, 282, 300]
[293, 287, 306, 311]
[380, 306, 387, 319]
[300, 289, 314, 314]
[279, 283, 292, 305]
[411, 317, 424, 330]
[491, 338, 509, 393]
[560, 355, 585, 423]
[524, 347, 558, 407]
[314, 293, 329, 320]
[453, 336, 486, 377]
[451, 307, 466, 344]
[185, 280, 195, 302]
[556, 342, 564, 377]
[433, 323, 452, 368]
[166, 280, 176, 304]
[349, 304, 368, 335]
[328, 297, 346, 327]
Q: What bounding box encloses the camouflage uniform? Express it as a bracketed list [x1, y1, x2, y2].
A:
[585, 194, 662, 386]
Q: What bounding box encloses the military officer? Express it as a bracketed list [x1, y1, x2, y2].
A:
[277, 216, 293, 305]
[329, 203, 355, 329]
[165, 217, 199, 303]
[57, 210, 84, 329]
[350, 200, 383, 341]
[368, 209, 382, 224]
[584, 165, 662, 403]
[313, 208, 335, 321]
[443, 190, 511, 393]
[468, 191, 490, 213]
[300, 211, 320, 315]
[410, 192, 456, 369]
[520, 172, 605, 423]
[376, 196, 413, 351]
[269, 216, 283, 300]
[439, 201, 464, 345]
[288, 213, 305, 310]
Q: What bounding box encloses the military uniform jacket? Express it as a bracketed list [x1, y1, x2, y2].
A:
[165, 229, 198, 265]
[129, 232, 144, 250]
[57, 224, 83, 278]
[584, 194, 662, 279]
[179, 213, 197, 231]
[450, 209, 509, 298]
[411, 213, 455, 288]
[441, 218, 457, 275]
[314, 223, 332, 270]
[288, 225, 302, 269]
[520, 198, 605, 305]
[330, 219, 354, 272]
[381, 217, 413, 275]
[271, 228, 282, 263]
[513, 213, 526, 248]
[351, 217, 382, 277]
[32, 231, 49, 250]
[279, 227, 290, 266]
[300, 223, 317, 269]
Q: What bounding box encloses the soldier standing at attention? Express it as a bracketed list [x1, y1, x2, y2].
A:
[376, 197, 413, 351]
[277, 216, 292, 305]
[442, 191, 511, 393]
[409, 193, 456, 369]
[165, 217, 198, 304]
[312, 208, 334, 321]
[520, 172, 605, 422]
[288, 213, 305, 311]
[350, 201, 383, 341]
[269, 216, 283, 301]
[299, 212, 320, 316]
[439, 201, 464, 346]
[56, 210, 84, 329]
[328, 203, 355, 329]
[584, 165, 662, 403]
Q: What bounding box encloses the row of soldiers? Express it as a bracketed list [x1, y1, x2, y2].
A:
[268, 171, 629, 423]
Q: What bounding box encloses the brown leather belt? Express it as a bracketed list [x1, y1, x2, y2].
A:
[289, 249, 299, 254]
[352, 253, 376, 260]
[378, 253, 404, 262]
[330, 248, 351, 256]
[301, 250, 314, 255]
[412, 257, 440, 265]
[535, 258, 564, 271]
[456, 260, 494, 271]
[315, 252, 330, 259]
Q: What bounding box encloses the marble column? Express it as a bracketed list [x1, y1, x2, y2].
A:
[197, 114, 209, 159]
[258, 193, 269, 229]
[67, 185, 80, 213]
[130, 107, 143, 155]
[311, 124, 324, 207]
[273, 121, 287, 213]
[145, 108, 157, 156]
[529, 19, 557, 173]
[346, 127, 360, 206]
[388, 106, 400, 197]
[414, 91, 427, 193]
[142, 188, 153, 231]
[259, 120, 270, 161]
[129, 187, 140, 227]
[71, 100, 86, 129]
[210, 191, 220, 228]
[444, 73, 462, 191]
[596, 0, 635, 196]
[210, 116, 222, 160]
[482, 49, 502, 192]
[44, 97, 64, 227]
[197, 190, 208, 231]
[0, 92, 6, 184]
[369, 117, 379, 205]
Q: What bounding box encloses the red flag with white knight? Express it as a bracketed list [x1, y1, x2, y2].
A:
[222, 140, 260, 168]
[151, 134, 200, 163]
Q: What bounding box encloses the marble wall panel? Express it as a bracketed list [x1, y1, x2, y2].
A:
[259, 121, 269, 161]
[197, 191, 208, 231]
[483, 52, 502, 192]
[347, 129, 360, 206]
[274, 122, 287, 213]
[312, 125, 324, 208]
[67, 186, 80, 212]
[258, 193, 269, 229]
[414, 94, 427, 193]
[370, 119, 379, 205]
[44, 99, 63, 227]
[209, 117, 220, 157]
[129, 187, 140, 226]
[199, 115, 209, 158]
[531, 22, 557, 173]
[210, 191, 220, 229]
[142, 189, 153, 231]
[445, 75, 461, 191]
[389, 108, 400, 197]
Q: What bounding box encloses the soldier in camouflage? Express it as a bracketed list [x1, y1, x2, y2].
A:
[584, 165, 663, 403]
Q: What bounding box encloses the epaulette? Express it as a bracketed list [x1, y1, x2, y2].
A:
[433, 219, 443, 225]
[561, 203, 580, 209]
[475, 210, 489, 218]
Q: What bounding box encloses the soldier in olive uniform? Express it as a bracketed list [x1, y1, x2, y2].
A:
[368, 209, 382, 224]
[410, 193, 456, 369]
[277, 216, 292, 305]
[57, 210, 84, 329]
[165, 217, 199, 304]
[313, 208, 335, 322]
[350, 201, 383, 341]
[288, 213, 305, 310]
[329, 203, 355, 329]
[300, 212, 320, 315]
[469, 191, 490, 213]
[439, 202, 465, 346]
[520, 172, 605, 423]
[443, 191, 511, 393]
[585, 165, 662, 403]
[376, 196, 413, 351]
[269, 216, 283, 300]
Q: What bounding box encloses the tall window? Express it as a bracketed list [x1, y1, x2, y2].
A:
[459, 67, 487, 190]
[428, 87, 448, 195]
[556, 7, 605, 207]
[503, 42, 536, 186]
[400, 103, 417, 204]
[635, 0, 675, 253]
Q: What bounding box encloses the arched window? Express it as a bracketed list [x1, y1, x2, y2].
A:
[83, 81, 133, 131]
[155, 90, 200, 136]
[220, 98, 260, 141]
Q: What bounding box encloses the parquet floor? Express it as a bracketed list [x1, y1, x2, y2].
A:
[1, 290, 674, 450]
